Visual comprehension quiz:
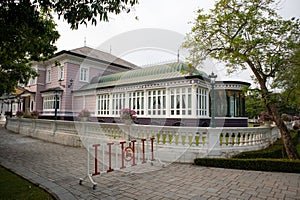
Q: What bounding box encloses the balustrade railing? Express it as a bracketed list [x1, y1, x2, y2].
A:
[5, 118, 280, 160]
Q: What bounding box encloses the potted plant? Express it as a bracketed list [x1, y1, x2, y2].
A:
[31, 110, 39, 119]
[16, 110, 24, 118]
[120, 108, 137, 125]
[78, 109, 91, 121]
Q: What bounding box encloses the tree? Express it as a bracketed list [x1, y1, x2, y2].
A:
[0, 0, 138, 95]
[0, 1, 60, 95]
[34, 0, 138, 29]
[183, 0, 300, 159]
[245, 89, 264, 119]
[273, 45, 300, 116]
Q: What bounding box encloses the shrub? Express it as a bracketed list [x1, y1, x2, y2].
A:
[194, 158, 300, 173]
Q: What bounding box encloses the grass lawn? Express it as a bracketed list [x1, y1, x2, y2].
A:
[0, 166, 55, 200]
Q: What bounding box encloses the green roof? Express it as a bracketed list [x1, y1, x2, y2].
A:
[78, 62, 207, 91]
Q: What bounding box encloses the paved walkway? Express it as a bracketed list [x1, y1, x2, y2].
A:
[0, 127, 300, 200]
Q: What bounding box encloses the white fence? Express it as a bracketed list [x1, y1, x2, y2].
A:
[5, 118, 280, 162]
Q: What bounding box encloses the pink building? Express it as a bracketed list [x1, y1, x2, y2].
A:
[9, 46, 137, 120]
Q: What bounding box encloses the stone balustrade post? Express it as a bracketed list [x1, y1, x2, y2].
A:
[206, 128, 221, 157]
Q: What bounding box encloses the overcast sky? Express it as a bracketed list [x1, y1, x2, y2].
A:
[54, 0, 300, 83]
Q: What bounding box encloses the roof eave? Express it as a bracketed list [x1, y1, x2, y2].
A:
[55, 50, 135, 70]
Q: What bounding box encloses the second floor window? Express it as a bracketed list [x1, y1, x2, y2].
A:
[28, 77, 37, 86]
[58, 66, 64, 81]
[80, 67, 89, 82]
[46, 68, 51, 83]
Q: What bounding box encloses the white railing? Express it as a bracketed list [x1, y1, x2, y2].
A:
[5, 118, 280, 162]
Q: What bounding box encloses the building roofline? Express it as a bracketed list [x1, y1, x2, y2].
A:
[40, 87, 64, 93]
[217, 80, 251, 86]
[73, 75, 204, 93]
[55, 50, 134, 70]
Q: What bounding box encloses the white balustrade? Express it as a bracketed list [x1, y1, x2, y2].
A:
[5, 118, 280, 161]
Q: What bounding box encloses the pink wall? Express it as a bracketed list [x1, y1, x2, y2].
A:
[25, 52, 134, 118]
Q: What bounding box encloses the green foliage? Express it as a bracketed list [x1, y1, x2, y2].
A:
[0, 0, 138, 96]
[194, 158, 300, 173]
[273, 45, 300, 115]
[34, 0, 139, 29]
[0, 1, 59, 95]
[245, 89, 265, 119]
[183, 0, 300, 80]
[0, 166, 54, 199]
[183, 0, 300, 159]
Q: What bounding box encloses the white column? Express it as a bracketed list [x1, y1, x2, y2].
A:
[166, 88, 170, 117]
[109, 92, 112, 117]
[143, 89, 147, 117]
[191, 86, 197, 118]
[125, 91, 129, 108]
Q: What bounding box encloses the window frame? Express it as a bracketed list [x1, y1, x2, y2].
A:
[97, 94, 110, 116]
[196, 87, 208, 117]
[129, 91, 145, 116]
[80, 66, 89, 82]
[43, 95, 60, 111]
[111, 93, 126, 116]
[147, 89, 166, 116]
[46, 68, 51, 84]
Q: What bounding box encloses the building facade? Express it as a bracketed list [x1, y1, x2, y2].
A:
[73, 62, 250, 127]
[1, 47, 250, 127]
[0, 46, 138, 120]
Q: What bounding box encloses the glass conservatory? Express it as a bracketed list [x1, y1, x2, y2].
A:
[74, 62, 250, 127]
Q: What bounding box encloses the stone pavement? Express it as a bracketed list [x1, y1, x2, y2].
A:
[0, 127, 300, 200]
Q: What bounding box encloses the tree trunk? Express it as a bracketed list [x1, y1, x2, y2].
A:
[268, 103, 299, 160]
[249, 60, 300, 159]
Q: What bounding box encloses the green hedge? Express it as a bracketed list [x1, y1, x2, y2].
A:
[194, 158, 300, 173]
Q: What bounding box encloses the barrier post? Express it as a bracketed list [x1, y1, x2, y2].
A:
[107, 143, 114, 172]
[92, 144, 100, 176]
[141, 139, 146, 163]
[120, 141, 126, 169]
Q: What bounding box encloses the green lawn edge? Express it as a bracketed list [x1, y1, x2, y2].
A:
[0, 165, 55, 200]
